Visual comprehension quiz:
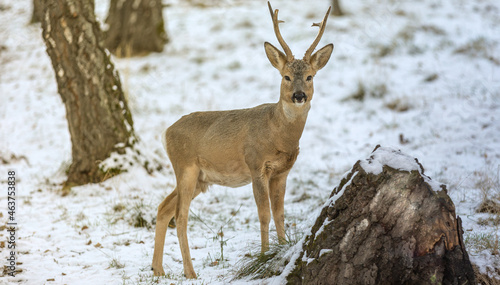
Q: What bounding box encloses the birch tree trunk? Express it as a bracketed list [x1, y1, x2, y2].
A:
[331, 0, 343, 16]
[104, 0, 168, 57]
[41, 0, 136, 187]
[31, 0, 43, 23]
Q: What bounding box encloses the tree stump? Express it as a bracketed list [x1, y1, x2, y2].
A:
[104, 0, 168, 57]
[287, 146, 476, 285]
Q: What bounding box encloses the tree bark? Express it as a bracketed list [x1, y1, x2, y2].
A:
[104, 0, 168, 57]
[331, 0, 343, 17]
[287, 146, 476, 285]
[41, 0, 135, 186]
[31, 0, 43, 23]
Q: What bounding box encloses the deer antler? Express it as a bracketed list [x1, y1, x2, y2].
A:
[303, 6, 331, 61]
[268, 1, 294, 62]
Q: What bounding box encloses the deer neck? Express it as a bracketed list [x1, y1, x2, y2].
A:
[279, 100, 310, 122]
[271, 100, 310, 151]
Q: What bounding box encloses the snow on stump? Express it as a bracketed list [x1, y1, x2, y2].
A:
[286, 146, 476, 285]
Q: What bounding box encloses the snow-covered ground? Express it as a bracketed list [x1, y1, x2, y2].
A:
[1, 0, 499, 284]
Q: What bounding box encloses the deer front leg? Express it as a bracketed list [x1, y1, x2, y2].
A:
[251, 175, 271, 253]
[152, 189, 178, 276]
[270, 173, 288, 244]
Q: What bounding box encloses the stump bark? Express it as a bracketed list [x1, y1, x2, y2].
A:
[287, 146, 476, 285]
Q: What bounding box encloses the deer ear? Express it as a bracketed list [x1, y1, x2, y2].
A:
[264, 42, 288, 71]
[310, 43, 334, 71]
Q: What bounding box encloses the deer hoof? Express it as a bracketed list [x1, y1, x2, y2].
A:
[152, 267, 165, 276]
[184, 270, 197, 279]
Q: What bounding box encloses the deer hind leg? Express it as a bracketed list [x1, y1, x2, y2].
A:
[251, 175, 271, 253]
[270, 173, 288, 245]
[174, 164, 201, 279]
[152, 188, 177, 276]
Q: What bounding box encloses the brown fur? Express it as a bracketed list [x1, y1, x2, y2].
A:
[152, 3, 334, 279]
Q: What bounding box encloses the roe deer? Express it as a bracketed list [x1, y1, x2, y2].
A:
[152, 2, 333, 279]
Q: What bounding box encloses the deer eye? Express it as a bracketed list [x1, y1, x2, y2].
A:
[284, 76, 291, 81]
[306, 75, 313, 81]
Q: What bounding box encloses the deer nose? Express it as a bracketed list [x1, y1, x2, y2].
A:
[292, 92, 307, 103]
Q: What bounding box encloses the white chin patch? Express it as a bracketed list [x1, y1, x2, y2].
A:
[282, 101, 310, 121]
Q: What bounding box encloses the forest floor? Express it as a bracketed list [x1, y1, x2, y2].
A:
[1, 0, 499, 284]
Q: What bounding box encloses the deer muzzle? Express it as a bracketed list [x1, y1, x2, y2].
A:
[292, 91, 307, 104]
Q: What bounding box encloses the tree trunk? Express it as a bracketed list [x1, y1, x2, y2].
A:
[31, 0, 43, 23]
[104, 0, 168, 57]
[41, 0, 136, 186]
[331, 0, 343, 17]
[287, 146, 476, 285]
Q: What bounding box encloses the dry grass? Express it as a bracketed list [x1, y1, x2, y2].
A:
[232, 240, 292, 280]
[475, 167, 500, 225]
[465, 232, 499, 255]
[469, 166, 500, 284]
[233, 225, 303, 281]
[474, 265, 500, 285]
[342, 81, 388, 102]
[454, 37, 500, 65]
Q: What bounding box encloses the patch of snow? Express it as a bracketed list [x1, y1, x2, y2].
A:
[360, 146, 422, 175]
[267, 235, 307, 284]
[301, 250, 315, 265]
[360, 146, 445, 192]
[315, 217, 332, 238]
[319, 249, 333, 258]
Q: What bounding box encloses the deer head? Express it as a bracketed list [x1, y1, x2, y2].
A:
[264, 2, 333, 119]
